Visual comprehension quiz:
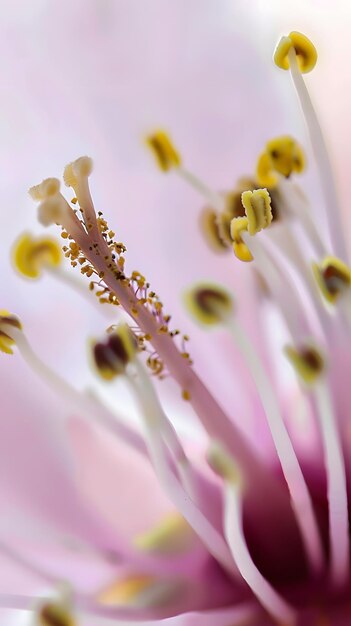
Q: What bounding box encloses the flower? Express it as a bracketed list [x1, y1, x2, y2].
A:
[1, 15, 351, 626]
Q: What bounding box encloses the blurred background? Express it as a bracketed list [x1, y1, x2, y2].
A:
[0, 1, 351, 622]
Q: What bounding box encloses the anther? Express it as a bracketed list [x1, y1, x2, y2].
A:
[198, 208, 229, 252]
[92, 324, 137, 380]
[13, 233, 62, 279]
[241, 188, 272, 236]
[256, 152, 278, 188]
[184, 283, 233, 325]
[146, 130, 181, 172]
[274, 31, 318, 74]
[285, 343, 325, 385]
[230, 217, 253, 262]
[0, 311, 22, 354]
[37, 602, 76, 626]
[312, 256, 351, 304]
[265, 136, 305, 179]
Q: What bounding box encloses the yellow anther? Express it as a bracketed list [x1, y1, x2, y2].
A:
[241, 188, 272, 236]
[38, 602, 76, 626]
[184, 282, 233, 326]
[256, 152, 278, 188]
[92, 324, 137, 381]
[266, 136, 305, 178]
[285, 344, 325, 385]
[199, 207, 229, 252]
[146, 130, 181, 172]
[207, 442, 241, 485]
[29, 178, 61, 201]
[0, 311, 22, 355]
[98, 575, 155, 606]
[134, 513, 194, 554]
[13, 233, 62, 279]
[230, 217, 253, 262]
[312, 256, 351, 305]
[274, 31, 317, 74]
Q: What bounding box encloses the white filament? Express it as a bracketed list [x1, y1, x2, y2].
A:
[222, 478, 297, 625]
[288, 48, 349, 264]
[126, 364, 240, 579]
[314, 380, 349, 586]
[177, 166, 225, 212]
[225, 317, 324, 575]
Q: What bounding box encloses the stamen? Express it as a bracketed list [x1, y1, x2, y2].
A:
[146, 129, 225, 211]
[230, 216, 253, 262]
[134, 513, 194, 555]
[0, 310, 22, 354]
[198, 208, 230, 253]
[285, 343, 325, 385]
[92, 325, 137, 380]
[274, 31, 317, 74]
[146, 130, 181, 172]
[29, 161, 290, 499]
[314, 381, 349, 587]
[38, 600, 76, 626]
[275, 33, 348, 262]
[285, 346, 349, 587]
[313, 256, 351, 305]
[241, 188, 272, 235]
[208, 443, 297, 626]
[13, 232, 62, 279]
[230, 188, 273, 262]
[265, 135, 306, 179]
[125, 357, 240, 578]
[98, 574, 182, 609]
[0, 321, 146, 461]
[256, 152, 278, 188]
[183, 282, 233, 326]
[185, 283, 325, 575]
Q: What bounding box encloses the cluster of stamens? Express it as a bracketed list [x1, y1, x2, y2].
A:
[2, 27, 351, 626]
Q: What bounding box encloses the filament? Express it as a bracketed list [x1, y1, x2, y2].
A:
[125, 365, 240, 579]
[288, 48, 349, 263]
[314, 380, 349, 586]
[177, 166, 225, 212]
[222, 478, 297, 625]
[225, 316, 324, 575]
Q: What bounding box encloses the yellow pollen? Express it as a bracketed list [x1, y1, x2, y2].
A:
[184, 282, 233, 326]
[274, 31, 318, 74]
[284, 344, 325, 385]
[312, 256, 351, 304]
[146, 130, 181, 172]
[13, 233, 62, 279]
[134, 513, 194, 554]
[230, 216, 253, 262]
[266, 136, 306, 179]
[241, 188, 272, 236]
